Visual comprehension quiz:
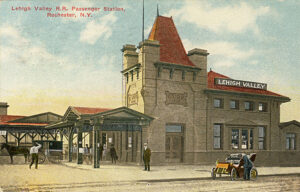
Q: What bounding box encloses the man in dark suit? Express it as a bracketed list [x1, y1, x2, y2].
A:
[243, 154, 253, 180]
[143, 143, 151, 171]
[110, 144, 117, 164]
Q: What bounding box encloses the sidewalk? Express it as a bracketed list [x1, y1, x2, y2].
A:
[61, 161, 300, 182]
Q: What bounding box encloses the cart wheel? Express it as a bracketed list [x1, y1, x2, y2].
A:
[230, 168, 237, 181]
[211, 168, 216, 180]
[28, 155, 32, 163]
[250, 167, 258, 180]
[38, 153, 46, 164]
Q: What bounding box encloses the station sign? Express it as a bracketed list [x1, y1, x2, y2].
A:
[215, 78, 267, 90]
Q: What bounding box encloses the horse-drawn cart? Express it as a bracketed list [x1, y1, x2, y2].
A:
[1, 140, 62, 164]
[211, 153, 258, 181]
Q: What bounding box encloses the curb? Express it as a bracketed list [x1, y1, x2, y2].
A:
[137, 173, 300, 183]
[58, 163, 300, 183]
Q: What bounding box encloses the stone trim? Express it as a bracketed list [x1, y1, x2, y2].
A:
[121, 63, 141, 74]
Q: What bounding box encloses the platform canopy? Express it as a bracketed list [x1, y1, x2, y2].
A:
[45, 106, 154, 132]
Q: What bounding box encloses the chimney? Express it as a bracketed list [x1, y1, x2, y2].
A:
[121, 44, 138, 70]
[188, 48, 209, 84]
[0, 102, 9, 115]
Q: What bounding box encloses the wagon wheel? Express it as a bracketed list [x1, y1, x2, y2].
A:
[211, 168, 216, 180]
[28, 153, 46, 164]
[230, 168, 237, 181]
[38, 153, 46, 164]
[250, 167, 258, 181]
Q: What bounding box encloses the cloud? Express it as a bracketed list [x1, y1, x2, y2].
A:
[183, 39, 255, 67]
[0, 24, 74, 71]
[0, 25, 123, 114]
[79, 13, 117, 44]
[168, 1, 270, 34]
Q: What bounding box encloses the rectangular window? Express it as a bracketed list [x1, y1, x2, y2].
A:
[250, 129, 253, 149]
[130, 71, 134, 81]
[230, 100, 239, 109]
[136, 69, 139, 80]
[214, 98, 223, 108]
[231, 128, 254, 149]
[125, 74, 129, 83]
[241, 129, 248, 149]
[286, 133, 295, 150]
[258, 127, 265, 150]
[258, 102, 267, 112]
[231, 129, 239, 149]
[244, 101, 254, 111]
[166, 125, 182, 133]
[213, 124, 222, 149]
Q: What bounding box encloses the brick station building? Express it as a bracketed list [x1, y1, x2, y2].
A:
[120, 15, 300, 166]
[1, 15, 299, 166]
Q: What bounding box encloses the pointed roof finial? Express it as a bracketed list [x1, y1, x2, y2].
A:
[157, 4, 159, 16]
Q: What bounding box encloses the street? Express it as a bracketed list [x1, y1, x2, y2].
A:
[1, 163, 300, 192]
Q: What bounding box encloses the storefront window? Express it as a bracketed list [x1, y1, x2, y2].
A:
[231, 129, 239, 149]
[213, 124, 222, 149]
[241, 130, 248, 149]
[258, 127, 265, 150]
[232, 128, 253, 149]
[250, 130, 253, 149]
[286, 133, 295, 150]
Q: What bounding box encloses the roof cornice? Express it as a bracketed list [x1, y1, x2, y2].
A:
[204, 88, 291, 102]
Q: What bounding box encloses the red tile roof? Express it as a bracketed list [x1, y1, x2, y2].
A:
[73, 107, 111, 115]
[207, 70, 287, 97]
[0, 115, 25, 123]
[148, 16, 195, 67]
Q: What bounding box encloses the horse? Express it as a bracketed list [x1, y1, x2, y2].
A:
[0, 143, 29, 164]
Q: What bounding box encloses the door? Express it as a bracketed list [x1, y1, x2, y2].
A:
[165, 134, 183, 163]
[165, 124, 184, 163]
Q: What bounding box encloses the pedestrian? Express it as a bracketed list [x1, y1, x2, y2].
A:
[243, 154, 253, 180]
[103, 144, 107, 160]
[29, 142, 42, 169]
[143, 143, 151, 171]
[99, 144, 103, 161]
[84, 144, 90, 163]
[110, 144, 117, 164]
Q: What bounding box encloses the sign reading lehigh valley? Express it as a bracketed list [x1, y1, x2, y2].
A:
[215, 78, 267, 90]
[165, 91, 188, 107]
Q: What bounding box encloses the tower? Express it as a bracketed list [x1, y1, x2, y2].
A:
[122, 16, 209, 164]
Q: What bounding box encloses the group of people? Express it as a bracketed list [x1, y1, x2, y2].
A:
[28, 141, 152, 171]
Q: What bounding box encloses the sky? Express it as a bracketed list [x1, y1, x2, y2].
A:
[0, 0, 299, 122]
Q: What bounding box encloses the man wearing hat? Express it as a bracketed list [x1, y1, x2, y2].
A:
[243, 154, 253, 180]
[143, 143, 151, 171]
[29, 142, 42, 169]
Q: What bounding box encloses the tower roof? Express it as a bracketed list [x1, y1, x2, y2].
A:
[148, 16, 195, 67]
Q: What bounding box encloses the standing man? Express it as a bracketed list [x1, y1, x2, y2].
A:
[99, 144, 103, 161]
[243, 154, 253, 180]
[110, 144, 117, 164]
[29, 142, 42, 169]
[143, 143, 151, 171]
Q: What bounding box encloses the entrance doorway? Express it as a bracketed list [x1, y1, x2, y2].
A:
[165, 124, 184, 163]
